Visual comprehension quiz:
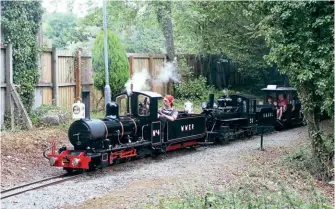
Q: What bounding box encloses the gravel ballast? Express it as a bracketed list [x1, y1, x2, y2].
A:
[1, 126, 307, 209]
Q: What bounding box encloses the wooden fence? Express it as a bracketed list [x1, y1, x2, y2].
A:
[0, 47, 168, 127]
[34, 49, 94, 110]
[1, 46, 7, 126]
[34, 50, 168, 111]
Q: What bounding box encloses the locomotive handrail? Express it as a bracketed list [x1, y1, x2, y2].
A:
[43, 141, 56, 159]
[142, 124, 149, 141]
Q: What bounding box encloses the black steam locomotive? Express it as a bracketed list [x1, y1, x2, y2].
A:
[46, 86, 304, 173]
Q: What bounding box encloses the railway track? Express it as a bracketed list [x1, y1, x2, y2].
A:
[0, 173, 81, 200]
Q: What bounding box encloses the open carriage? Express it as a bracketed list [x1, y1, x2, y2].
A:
[260, 85, 305, 129]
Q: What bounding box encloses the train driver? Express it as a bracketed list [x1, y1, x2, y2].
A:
[158, 95, 178, 121]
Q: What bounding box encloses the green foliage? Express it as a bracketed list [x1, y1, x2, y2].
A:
[1, 1, 43, 113]
[175, 76, 215, 101]
[145, 184, 331, 209]
[172, 2, 204, 54]
[92, 30, 130, 96]
[285, 142, 333, 180]
[43, 12, 89, 49]
[260, 1, 334, 118]
[90, 110, 106, 120]
[258, 1, 334, 179]
[81, 1, 165, 53]
[187, 2, 270, 73]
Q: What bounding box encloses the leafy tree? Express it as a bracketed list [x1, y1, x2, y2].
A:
[153, 1, 175, 61]
[259, 1, 334, 179]
[186, 2, 270, 77]
[172, 1, 204, 54]
[43, 12, 89, 49]
[1, 1, 43, 113]
[81, 1, 165, 53]
[92, 30, 130, 96]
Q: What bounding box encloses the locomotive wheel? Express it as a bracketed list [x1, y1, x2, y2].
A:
[217, 133, 229, 145]
[202, 111, 215, 130]
[245, 129, 253, 138]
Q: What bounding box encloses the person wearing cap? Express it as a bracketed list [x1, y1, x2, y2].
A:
[158, 95, 178, 121]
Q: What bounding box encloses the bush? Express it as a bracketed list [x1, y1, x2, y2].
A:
[92, 30, 130, 96]
[29, 105, 68, 126]
[285, 141, 334, 181]
[175, 57, 245, 102]
[175, 75, 214, 101]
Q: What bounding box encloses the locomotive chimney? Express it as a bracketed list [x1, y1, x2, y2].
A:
[82, 90, 91, 119]
[208, 94, 214, 108]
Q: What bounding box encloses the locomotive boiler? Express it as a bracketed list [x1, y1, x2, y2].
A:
[68, 116, 140, 150]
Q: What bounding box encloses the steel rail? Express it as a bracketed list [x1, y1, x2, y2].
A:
[1, 174, 80, 200]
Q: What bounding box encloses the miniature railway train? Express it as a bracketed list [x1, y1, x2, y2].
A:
[45, 85, 305, 173]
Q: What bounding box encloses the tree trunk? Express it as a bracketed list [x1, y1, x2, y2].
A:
[156, 1, 175, 95]
[299, 83, 333, 179]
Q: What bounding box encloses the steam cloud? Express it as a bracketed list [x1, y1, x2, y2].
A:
[124, 57, 181, 95]
[124, 68, 151, 95]
[154, 58, 180, 85]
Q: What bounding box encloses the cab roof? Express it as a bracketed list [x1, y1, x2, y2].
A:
[132, 91, 163, 98]
[261, 85, 296, 91]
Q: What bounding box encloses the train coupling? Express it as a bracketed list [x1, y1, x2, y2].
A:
[45, 141, 91, 170]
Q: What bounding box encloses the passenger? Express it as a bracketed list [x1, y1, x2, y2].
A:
[292, 96, 297, 112]
[158, 95, 178, 121]
[267, 96, 274, 105]
[277, 94, 287, 120]
[144, 97, 150, 111]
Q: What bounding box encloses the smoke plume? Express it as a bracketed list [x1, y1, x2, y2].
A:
[124, 57, 181, 95]
[153, 57, 181, 86]
[124, 68, 151, 95]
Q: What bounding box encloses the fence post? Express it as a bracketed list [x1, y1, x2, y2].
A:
[149, 55, 153, 90]
[52, 48, 59, 106]
[75, 50, 81, 100]
[129, 55, 134, 77]
[5, 44, 14, 130]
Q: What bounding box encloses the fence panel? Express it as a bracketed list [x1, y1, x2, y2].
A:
[128, 53, 167, 96]
[152, 57, 167, 95]
[57, 51, 76, 110]
[34, 51, 53, 109]
[1, 48, 6, 126]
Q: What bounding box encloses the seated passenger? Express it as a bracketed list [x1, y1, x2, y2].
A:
[292, 97, 297, 111]
[145, 97, 150, 111]
[158, 95, 178, 121]
[277, 94, 287, 120]
[267, 96, 274, 105]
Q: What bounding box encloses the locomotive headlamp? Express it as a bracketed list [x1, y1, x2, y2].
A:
[72, 158, 80, 166]
[49, 157, 57, 166]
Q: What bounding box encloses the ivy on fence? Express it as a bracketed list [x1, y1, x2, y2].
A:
[1, 1, 43, 113]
